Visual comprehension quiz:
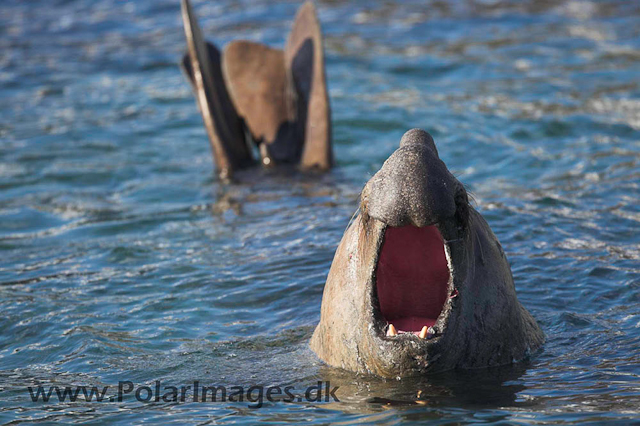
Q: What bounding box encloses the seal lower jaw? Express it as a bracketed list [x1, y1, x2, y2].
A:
[369, 221, 458, 346]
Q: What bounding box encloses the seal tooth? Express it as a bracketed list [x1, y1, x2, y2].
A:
[386, 324, 397, 337]
[419, 326, 428, 339]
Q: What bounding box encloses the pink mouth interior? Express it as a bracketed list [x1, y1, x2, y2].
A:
[375, 225, 450, 334]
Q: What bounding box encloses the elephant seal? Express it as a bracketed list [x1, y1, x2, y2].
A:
[180, 0, 332, 180]
[310, 129, 544, 378]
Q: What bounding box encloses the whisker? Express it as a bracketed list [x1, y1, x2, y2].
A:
[345, 206, 360, 233]
[444, 238, 463, 244]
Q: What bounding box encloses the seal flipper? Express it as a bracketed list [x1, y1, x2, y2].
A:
[285, 1, 333, 170]
[180, 0, 254, 179]
[222, 41, 298, 166]
[180, 42, 218, 88]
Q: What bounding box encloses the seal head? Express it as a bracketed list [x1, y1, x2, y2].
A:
[310, 129, 544, 377]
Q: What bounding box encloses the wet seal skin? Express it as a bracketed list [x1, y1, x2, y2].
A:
[180, 0, 332, 180]
[310, 129, 544, 378]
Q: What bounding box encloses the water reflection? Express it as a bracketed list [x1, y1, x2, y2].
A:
[318, 362, 532, 415]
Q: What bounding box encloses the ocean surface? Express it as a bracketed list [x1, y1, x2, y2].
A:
[1, 0, 639, 424]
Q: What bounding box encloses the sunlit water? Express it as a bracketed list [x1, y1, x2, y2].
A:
[1, 0, 639, 424]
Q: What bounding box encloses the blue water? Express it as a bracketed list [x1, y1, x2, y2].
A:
[1, 0, 639, 424]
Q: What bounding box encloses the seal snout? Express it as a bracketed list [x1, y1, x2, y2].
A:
[399, 128, 438, 156]
[362, 129, 457, 228]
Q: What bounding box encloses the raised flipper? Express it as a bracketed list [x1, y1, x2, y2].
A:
[285, 1, 333, 170]
[222, 41, 299, 165]
[180, 0, 254, 179]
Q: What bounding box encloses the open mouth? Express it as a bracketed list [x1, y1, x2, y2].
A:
[375, 225, 451, 338]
